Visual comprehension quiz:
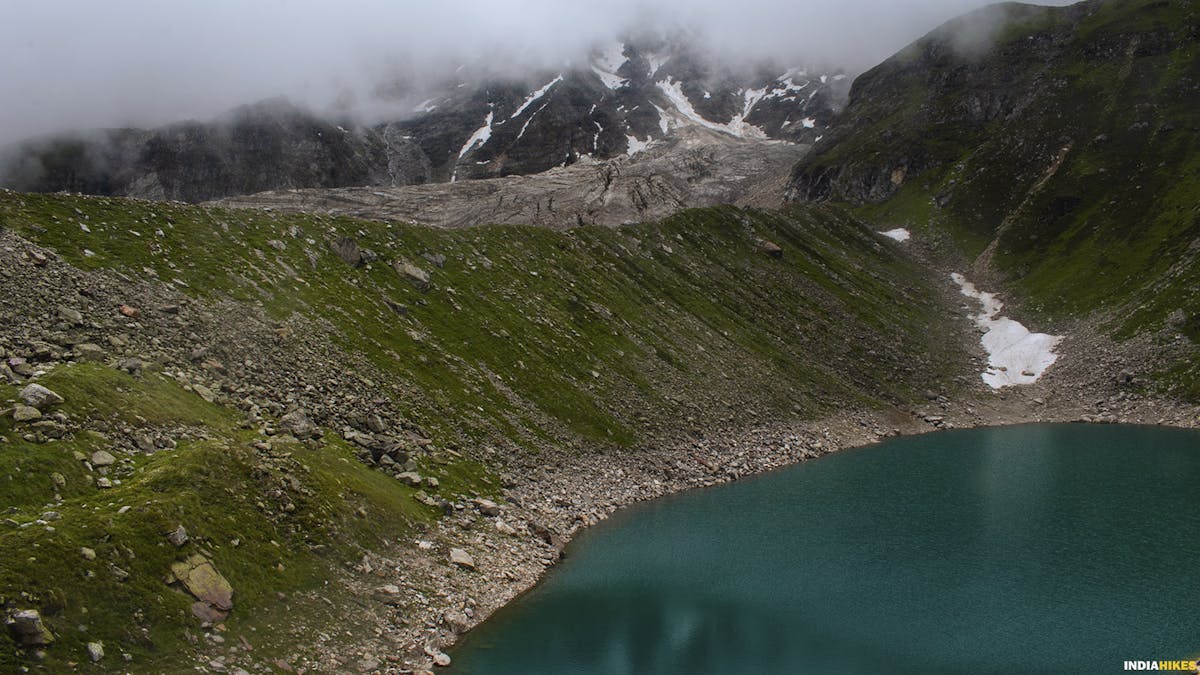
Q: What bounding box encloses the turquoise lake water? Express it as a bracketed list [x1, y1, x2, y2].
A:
[448, 424, 1200, 674]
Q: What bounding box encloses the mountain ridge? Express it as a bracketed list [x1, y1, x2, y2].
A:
[0, 36, 849, 203]
[787, 0, 1200, 398]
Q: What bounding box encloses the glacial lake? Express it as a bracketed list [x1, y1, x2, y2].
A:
[448, 424, 1200, 674]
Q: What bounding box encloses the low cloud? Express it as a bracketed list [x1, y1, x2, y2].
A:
[0, 0, 1075, 144]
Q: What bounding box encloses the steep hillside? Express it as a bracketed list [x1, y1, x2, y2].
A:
[0, 37, 848, 203]
[787, 0, 1200, 398]
[0, 189, 969, 671]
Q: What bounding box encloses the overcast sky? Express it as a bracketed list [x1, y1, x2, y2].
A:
[0, 0, 1075, 144]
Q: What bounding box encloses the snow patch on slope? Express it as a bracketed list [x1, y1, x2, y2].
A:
[655, 79, 766, 139]
[651, 104, 670, 134]
[879, 228, 910, 242]
[453, 109, 495, 182]
[413, 98, 439, 113]
[625, 134, 651, 156]
[646, 52, 668, 77]
[951, 273, 1062, 389]
[458, 110, 494, 159]
[516, 103, 549, 143]
[511, 76, 562, 120]
[592, 43, 628, 89]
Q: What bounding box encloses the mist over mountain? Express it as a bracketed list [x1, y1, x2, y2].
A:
[0, 0, 1074, 146]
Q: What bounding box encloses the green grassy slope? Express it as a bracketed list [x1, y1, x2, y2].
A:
[1, 191, 962, 449]
[789, 0, 1200, 397]
[0, 362, 495, 672]
[0, 189, 967, 670]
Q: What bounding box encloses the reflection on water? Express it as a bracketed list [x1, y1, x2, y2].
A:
[451, 425, 1200, 675]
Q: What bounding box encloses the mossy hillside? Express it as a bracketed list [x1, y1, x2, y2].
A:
[0, 362, 496, 671]
[1, 191, 963, 451]
[791, 0, 1200, 397]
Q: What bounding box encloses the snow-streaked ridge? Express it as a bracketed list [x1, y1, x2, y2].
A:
[951, 273, 1062, 389]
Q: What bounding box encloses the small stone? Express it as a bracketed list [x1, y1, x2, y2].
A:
[356, 656, 381, 673]
[29, 251, 49, 267]
[167, 525, 189, 547]
[118, 305, 140, 318]
[378, 584, 401, 596]
[332, 237, 364, 268]
[81, 547, 96, 560]
[171, 554, 234, 611]
[278, 409, 317, 440]
[424, 645, 452, 667]
[118, 358, 144, 376]
[494, 519, 517, 536]
[75, 343, 105, 362]
[397, 471, 423, 487]
[412, 491, 439, 507]
[449, 548, 475, 570]
[12, 405, 41, 422]
[86, 641, 104, 662]
[6, 609, 54, 646]
[366, 414, 387, 434]
[58, 307, 84, 325]
[757, 240, 784, 258]
[396, 260, 431, 290]
[528, 521, 563, 548]
[96, 477, 113, 489]
[192, 384, 215, 403]
[424, 476, 440, 490]
[472, 498, 501, 517]
[191, 601, 227, 623]
[91, 450, 117, 467]
[443, 610, 471, 634]
[19, 384, 64, 410]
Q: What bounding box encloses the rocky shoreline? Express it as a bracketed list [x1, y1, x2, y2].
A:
[302, 382, 1197, 674]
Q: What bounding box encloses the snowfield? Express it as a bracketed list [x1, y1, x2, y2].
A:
[951, 273, 1062, 389]
[656, 78, 767, 139]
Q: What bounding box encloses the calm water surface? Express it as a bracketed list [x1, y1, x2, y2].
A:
[449, 424, 1200, 674]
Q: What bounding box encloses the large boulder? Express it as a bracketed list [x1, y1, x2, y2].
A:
[449, 548, 475, 570]
[332, 237, 363, 267]
[279, 409, 318, 440]
[19, 384, 64, 410]
[395, 261, 431, 291]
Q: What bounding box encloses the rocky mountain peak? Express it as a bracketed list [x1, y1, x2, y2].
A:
[0, 32, 850, 203]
